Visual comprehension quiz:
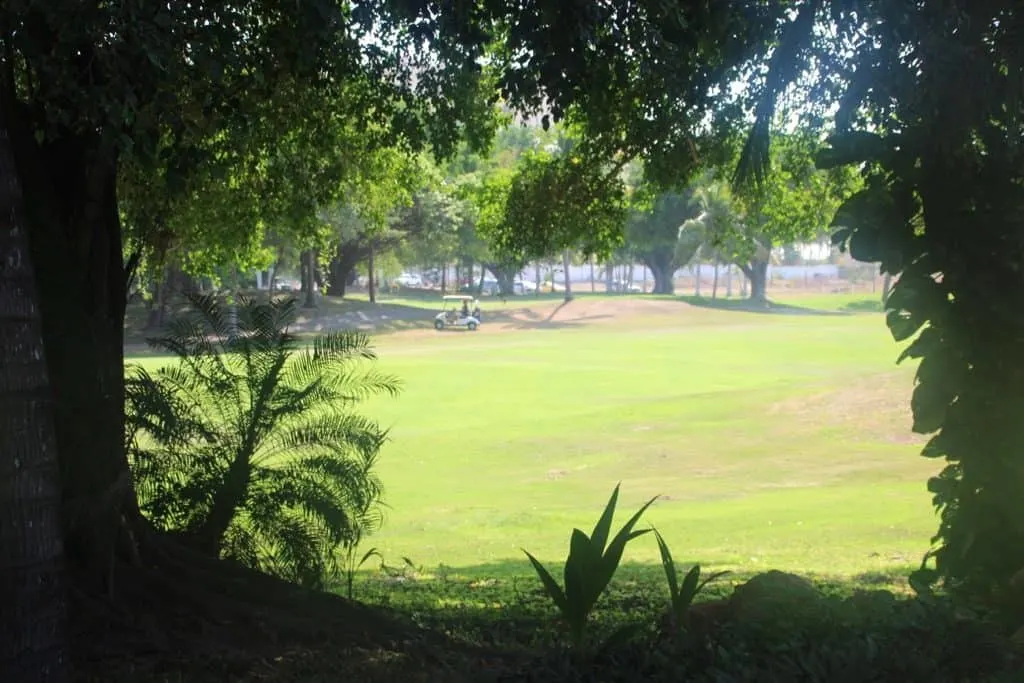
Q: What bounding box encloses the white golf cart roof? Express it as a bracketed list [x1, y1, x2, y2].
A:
[442, 295, 476, 302]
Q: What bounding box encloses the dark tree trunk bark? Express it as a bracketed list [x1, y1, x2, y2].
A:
[0, 104, 70, 683]
[589, 257, 595, 293]
[10, 118, 138, 593]
[327, 243, 366, 298]
[301, 249, 316, 308]
[712, 262, 720, 300]
[646, 257, 676, 295]
[695, 262, 702, 296]
[484, 263, 516, 298]
[144, 262, 170, 330]
[441, 263, 447, 295]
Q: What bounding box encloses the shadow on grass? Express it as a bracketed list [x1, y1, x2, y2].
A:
[675, 295, 851, 317]
[350, 557, 916, 620]
[840, 298, 885, 313]
[123, 294, 551, 350]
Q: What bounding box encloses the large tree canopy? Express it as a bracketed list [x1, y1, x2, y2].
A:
[5, 1, 1023, 678]
[738, 0, 1024, 592]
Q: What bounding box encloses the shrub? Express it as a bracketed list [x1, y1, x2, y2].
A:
[524, 483, 657, 652]
[125, 293, 400, 588]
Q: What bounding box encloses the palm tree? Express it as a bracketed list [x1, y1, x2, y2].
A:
[125, 294, 400, 588]
[0, 113, 70, 681]
[679, 182, 777, 302]
[679, 182, 739, 296]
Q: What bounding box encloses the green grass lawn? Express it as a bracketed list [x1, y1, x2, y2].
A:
[354, 296, 935, 587]
[126, 293, 934, 589]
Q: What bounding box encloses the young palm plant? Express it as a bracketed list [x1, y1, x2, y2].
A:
[125, 293, 400, 588]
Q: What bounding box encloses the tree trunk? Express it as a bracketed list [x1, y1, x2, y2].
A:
[441, 263, 447, 295]
[10, 119, 138, 592]
[535, 262, 542, 297]
[562, 250, 573, 302]
[881, 272, 893, 305]
[589, 257, 595, 293]
[742, 260, 769, 304]
[648, 261, 675, 295]
[604, 261, 614, 293]
[0, 107, 70, 683]
[695, 262, 702, 296]
[726, 265, 733, 298]
[145, 262, 170, 330]
[312, 257, 324, 294]
[328, 243, 365, 298]
[193, 452, 253, 557]
[367, 245, 376, 304]
[712, 261, 720, 300]
[301, 249, 316, 308]
[268, 245, 284, 294]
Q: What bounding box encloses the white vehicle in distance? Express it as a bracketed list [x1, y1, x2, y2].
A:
[434, 295, 481, 331]
[513, 279, 538, 295]
[393, 272, 423, 288]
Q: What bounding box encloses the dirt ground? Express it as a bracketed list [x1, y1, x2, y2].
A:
[289, 296, 701, 338]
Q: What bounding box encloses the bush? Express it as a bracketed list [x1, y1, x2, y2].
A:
[125, 293, 400, 588]
[501, 586, 1015, 682]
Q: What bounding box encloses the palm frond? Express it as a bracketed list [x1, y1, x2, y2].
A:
[257, 415, 389, 464]
[734, 0, 821, 188]
[312, 330, 376, 362]
[126, 293, 398, 589]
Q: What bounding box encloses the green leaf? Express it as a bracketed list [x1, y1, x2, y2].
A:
[565, 528, 601, 622]
[654, 529, 679, 601]
[911, 351, 960, 434]
[886, 309, 926, 343]
[523, 550, 568, 616]
[679, 564, 702, 607]
[590, 482, 621, 554]
[599, 496, 658, 588]
[897, 326, 938, 364]
[357, 547, 381, 570]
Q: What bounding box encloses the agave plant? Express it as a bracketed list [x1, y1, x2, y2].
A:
[653, 528, 729, 636]
[524, 484, 657, 650]
[125, 293, 400, 588]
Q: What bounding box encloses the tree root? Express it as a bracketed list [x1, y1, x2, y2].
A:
[67, 526, 463, 681]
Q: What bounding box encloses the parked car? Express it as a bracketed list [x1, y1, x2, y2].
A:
[513, 279, 538, 295]
[274, 278, 301, 292]
[479, 277, 500, 296]
[608, 279, 642, 293]
[393, 272, 423, 288]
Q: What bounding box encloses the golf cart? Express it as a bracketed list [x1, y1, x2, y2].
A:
[435, 295, 481, 331]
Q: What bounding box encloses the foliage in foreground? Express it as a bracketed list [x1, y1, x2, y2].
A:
[523, 484, 656, 651]
[350, 565, 1018, 683]
[125, 294, 400, 588]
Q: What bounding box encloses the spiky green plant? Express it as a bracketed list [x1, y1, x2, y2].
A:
[653, 528, 728, 636]
[524, 483, 657, 650]
[125, 293, 400, 588]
